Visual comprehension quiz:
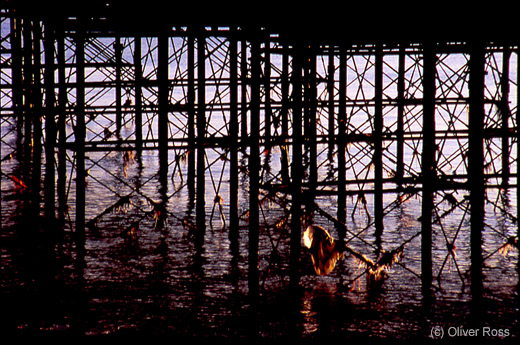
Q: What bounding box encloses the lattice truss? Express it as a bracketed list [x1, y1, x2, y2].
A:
[401, 46, 518, 291]
[291, 45, 428, 197]
[66, 29, 299, 287]
[1, 11, 14, 149]
[51, 28, 293, 242]
[0, 10, 15, 219]
[302, 45, 518, 191]
[57, 34, 139, 144]
[341, 46, 425, 191]
[0, 12, 45, 208]
[0, 11, 12, 113]
[297, 43, 519, 292]
[483, 47, 518, 185]
[302, 44, 518, 197]
[1, 12, 519, 293]
[71, 29, 247, 233]
[433, 46, 518, 186]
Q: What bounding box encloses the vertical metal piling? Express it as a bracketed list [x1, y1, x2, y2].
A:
[158, 29, 169, 189]
[374, 45, 384, 244]
[10, 14, 23, 140]
[517, 44, 520, 279]
[280, 46, 290, 186]
[134, 36, 143, 151]
[264, 36, 272, 145]
[115, 35, 122, 136]
[56, 24, 67, 230]
[75, 22, 86, 256]
[396, 44, 406, 189]
[306, 43, 317, 221]
[328, 45, 335, 156]
[44, 21, 56, 229]
[240, 40, 248, 139]
[22, 19, 33, 170]
[157, 30, 169, 233]
[468, 40, 485, 322]
[196, 29, 206, 238]
[337, 45, 347, 236]
[187, 28, 196, 205]
[247, 28, 261, 341]
[517, 45, 520, 249]
[421, 41, 436, 298]
[290, 41, 303, 290]
[249, 29, 261, 300]
[501, 46, 511, 185]
[229, 28, 239, 242]
[31, 21, 43, 214]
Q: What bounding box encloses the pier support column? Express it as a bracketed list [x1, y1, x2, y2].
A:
[246, 29, 262, 341]
[134, 36, 143, 151]
[305, 44, 317, 222]
[468, 40, 485, 324]
[31, 21, 43, 218]
[115, 36, 122, 136]
[337, 46, 347, 238]
[374, 46, 384, 247]
[517, 45, 520, 286]
[10, 14, 23, 140]
[264, 36, 272, 145]
[290, 41, 303, 290]
[56, 24, 67, 231]
[396, 44, 406, 189]
[517, 45, 520, 252]
[44, 21, 56, 230]
[158, 30, 169, 191]
[187, 29, 196, 209]
[22, 19, 33, 178]
[249, 30, 261, 300]
[75, 23, 86, 257]
[196, 30, 206, 241]
[421, 41, 436, 298]
[280, 46, 290, 186]
[240, 39, 248, 139]
[328, 46, 335, 155]
[229, 28, 239, 243]
[501, 46, 511, 185]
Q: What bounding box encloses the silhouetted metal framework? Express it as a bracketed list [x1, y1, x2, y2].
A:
[1, 5, 519, 306]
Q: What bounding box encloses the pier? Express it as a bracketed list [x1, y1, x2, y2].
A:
[1, 2, 519, 340]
